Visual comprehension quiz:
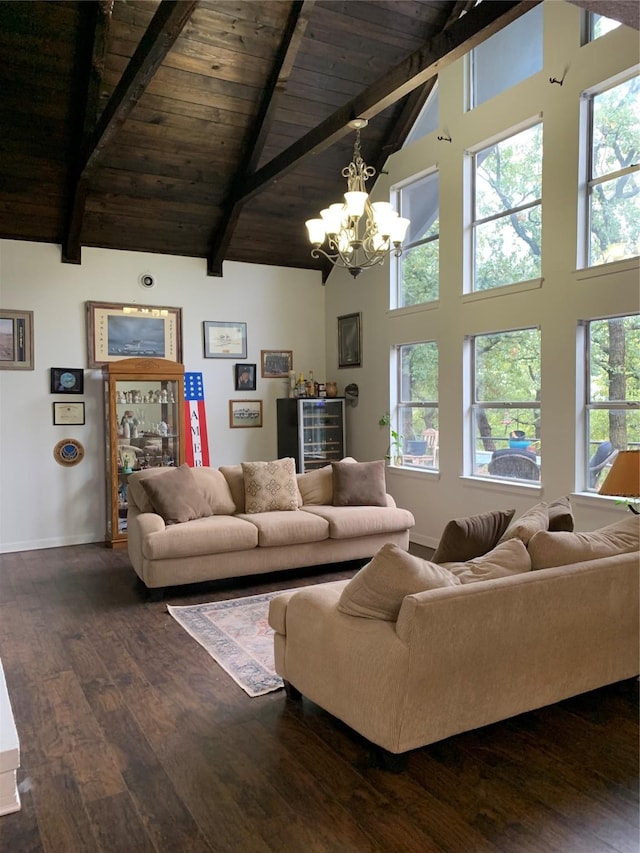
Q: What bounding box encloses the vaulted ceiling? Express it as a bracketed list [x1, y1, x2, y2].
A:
[0, 0, 632, 280]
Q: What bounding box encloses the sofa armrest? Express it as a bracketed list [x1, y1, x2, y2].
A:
[127, 509, 166, 580]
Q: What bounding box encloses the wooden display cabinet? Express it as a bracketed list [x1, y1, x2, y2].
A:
[103, 358, 185, 548]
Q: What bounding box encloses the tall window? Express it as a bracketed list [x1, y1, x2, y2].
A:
[405, 82, 439, 147]
[583, 74, 639, 267]
[585, 314, 640, 491]
[395, 342, 439, 469]
[585, 12, 622, 43]
[470, 3, 542, 109]
[471, 328, 541, 482]
[395, 171, 439, 307]
[471, 123, 542, 291]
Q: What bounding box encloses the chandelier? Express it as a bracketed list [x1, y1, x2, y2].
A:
[305, 119, 410, 278]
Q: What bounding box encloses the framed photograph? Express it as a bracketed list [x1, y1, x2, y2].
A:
[0, 309, 34, 370]
[53, 401, 85, 426]
[338, 312, 362, 368]
[50, 367, 84, 394]
[234, 363, 256, 391]
[261, 349, 293, 378]
[86, 301, 182, 368]
[229, 399, 263, 428]
[203, 321, 247, 359]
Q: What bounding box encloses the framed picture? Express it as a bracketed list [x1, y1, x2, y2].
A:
[86, 301, 182, 368]
[0, 309, 34, 370]
[50, 367, 84, 394]
[203, 321, 247, 359]
[261, 349, 293, 378]
[234, 363, 256, 391]
[53, 401, 85, 426]
[338, 312, 362, 368]
[229, 399, 263, 428]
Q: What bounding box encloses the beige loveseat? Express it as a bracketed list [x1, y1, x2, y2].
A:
[269, 507, 639, 767]
[126, 459, 415, 593]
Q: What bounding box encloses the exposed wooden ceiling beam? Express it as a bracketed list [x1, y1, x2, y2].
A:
[238, 0, 541, 204]
[207, 0, 314, 277]
[62, 0, 198, 264]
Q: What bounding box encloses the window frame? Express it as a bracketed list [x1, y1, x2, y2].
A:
[393, 168, 440, 310]
[393, 341, 439, 471]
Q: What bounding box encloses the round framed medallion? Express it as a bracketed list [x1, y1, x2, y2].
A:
[59, 371, 77, 390]
[53, 438, 85, 466]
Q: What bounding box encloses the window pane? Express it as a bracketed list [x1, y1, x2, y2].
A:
[475, 125, 542, 220]
[475, 329, 541, 403]
[399, 342, 438, 402]
[474, 206, 541, 290]
[592, 77, 640, 180]
[472, 4, 542, 108]
[591, 13, 622, 40]
[405, 83, 439, 146]
[587, 409, 640, 489]
[398, 242, 439, 306]
[473, 407, 541, 480]
[589, 316, 640, 403]
[401, 172, 439, 243]
[589, 174, 640, 265]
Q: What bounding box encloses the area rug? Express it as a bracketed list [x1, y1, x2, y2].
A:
[167, 589, 300, 697]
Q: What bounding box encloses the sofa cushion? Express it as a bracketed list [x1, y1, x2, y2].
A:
[548, 496, 574, 532]
[332, 459, 387, 507]
[242, 458, 301, 513]
[138, 464, 213, 525]
[143, 515, 258, 561]
[301, 504, 415, 539]
[219, 464, 245, 513]
[236, 510, 329, 547]
[499, 502, 549, 545]
[191, 467, 237, 515]
[297, 465, 333, 505]
[338, 542, 460, 621]
[432, 508, 516, 564]
[528, 514, 640, 569]
[441, 539, 532, 583]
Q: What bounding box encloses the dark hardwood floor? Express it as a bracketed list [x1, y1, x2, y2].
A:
[0, 542, 637, 852]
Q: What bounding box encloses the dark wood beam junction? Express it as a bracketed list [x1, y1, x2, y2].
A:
[62, 0, 198, 265]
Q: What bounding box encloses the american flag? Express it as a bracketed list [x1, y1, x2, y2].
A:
[184, 372, 210, 467]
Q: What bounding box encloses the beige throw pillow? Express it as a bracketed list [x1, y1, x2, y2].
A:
[219, 464, 245, 513]
[528, 514, 640, 570]
[547, 496, 574, 532]
[441, 539, 532, 584]
[332, 459, 387, 507]
[297, 465, 333, 505]
[139, 464, 213, 525]
[338, 543, 460, 621]
[192, 467, 237, 515]
[241, 458, 301, 513]
[432, 509, 516, 564]
[499, 502, 549, 545]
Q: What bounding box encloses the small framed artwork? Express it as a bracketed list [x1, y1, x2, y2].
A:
[338, 312, 362, 368]
[203, 321, 247, 359]
[261, 349, 293, 378]
[53, 401, 85, 426]
[86, 301, 182, 367]
[234, 363, 256, 391]
[0, 309, 34, 370]
[50, 367, 84, 394]
[229, 399, 263, 428]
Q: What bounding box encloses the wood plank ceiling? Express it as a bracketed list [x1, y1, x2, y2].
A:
[0, 0, 631, 280]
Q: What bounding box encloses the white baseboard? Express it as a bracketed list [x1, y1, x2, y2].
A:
[410, 532, 438, 550]
[0, 533, 103, 554]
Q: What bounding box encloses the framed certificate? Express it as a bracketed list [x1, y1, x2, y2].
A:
[53, 401, 85, 426]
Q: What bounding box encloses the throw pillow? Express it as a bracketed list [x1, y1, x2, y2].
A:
[241, 458, 301, 513]
[528, 514, 640, 570]
[192, 467, 237, 515]
[297, 465, 333, 505]
[547, 496, 574, 532]
[219, 464, 245, 513]
[440, 539, 532, 584]
[331, 459, 387, 507]
[139, 464, 213, 525]
[499, 502, 549, 545]
[338, 543, 460, 621]
[432, 508, 516, 564]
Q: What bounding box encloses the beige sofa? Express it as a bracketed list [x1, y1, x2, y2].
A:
[126, 459, 415, 593]
[269, 509, 639, 767]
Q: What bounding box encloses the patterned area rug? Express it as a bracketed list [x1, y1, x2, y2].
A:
[167, 589, 298, 697]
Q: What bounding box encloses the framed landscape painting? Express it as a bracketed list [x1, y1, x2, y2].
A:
[0, 309, 34, 370]
[229, 400, 263, 428]
[203, 321, 247, 359]
[86, 301, 182, 368]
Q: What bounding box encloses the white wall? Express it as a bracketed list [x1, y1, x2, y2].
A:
[0, 241, 324, 551]
[326, 1, 640, 546]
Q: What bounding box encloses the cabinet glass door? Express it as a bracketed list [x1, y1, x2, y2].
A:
[300, 399, 345, 470]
